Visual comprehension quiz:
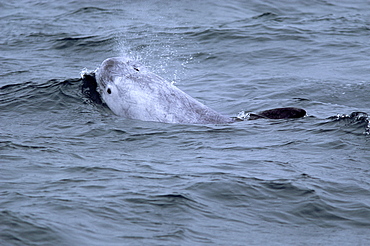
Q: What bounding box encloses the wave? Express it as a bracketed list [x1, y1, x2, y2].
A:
[320, 112, 370, 135]
[0, 210, 67, 246]
[0, 79, 80, 114]
[186, 174, 370, 228]
[1, 77, 368, 136]
[52, 34, 116, 50]
[0, 77, 111, 119]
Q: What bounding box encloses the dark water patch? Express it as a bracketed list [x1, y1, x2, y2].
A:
[190, 28, 252, 42]
[70, 7, 112, 15]
[302, 14, 370, 35]
[262, 179, 315, 197]
[0, 78, 109, 119]
[290, 200, 349, 227]
[0, 70, 30, 77]
[0, 140, 50, 151]
[53, 35, 116, 50]
[252, 12, 277, 19]
[114, 192, 213, 243]
[62, 165, 124, 176]
[290, 195, 370, 228]
[127, 193, 196, 208]
[0, 210, 70, 246]
[0, 79, 80, 113]
[184, 173, 370, 229]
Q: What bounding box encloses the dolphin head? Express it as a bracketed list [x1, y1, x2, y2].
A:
[94, 57, 156, 118]
[95, 57, 143, 90]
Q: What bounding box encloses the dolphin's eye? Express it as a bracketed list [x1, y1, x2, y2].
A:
[107, 88, 112, 94]
[133, 67, 139, 71]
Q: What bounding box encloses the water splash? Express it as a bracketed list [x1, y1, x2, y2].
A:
[328, 112, 370, 135]
[80, 67, 95, 79]
[236, 111, 251, 121]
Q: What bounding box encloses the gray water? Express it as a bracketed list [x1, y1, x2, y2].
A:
[1, 1, 370, 245]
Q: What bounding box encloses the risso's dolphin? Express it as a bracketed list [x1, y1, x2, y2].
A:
[82, 57, 306, 124]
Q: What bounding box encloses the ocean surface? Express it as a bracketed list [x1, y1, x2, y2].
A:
[1, 1, 370, 245]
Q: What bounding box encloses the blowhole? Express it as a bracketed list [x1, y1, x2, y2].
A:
[107, 88, 112, 94]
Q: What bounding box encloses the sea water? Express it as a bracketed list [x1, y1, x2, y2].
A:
[1, 1, 370, 245]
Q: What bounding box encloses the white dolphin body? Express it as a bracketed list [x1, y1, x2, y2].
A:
[95, 57, 232, 124]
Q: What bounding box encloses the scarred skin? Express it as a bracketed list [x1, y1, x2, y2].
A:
[83, 57, 306, 124]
